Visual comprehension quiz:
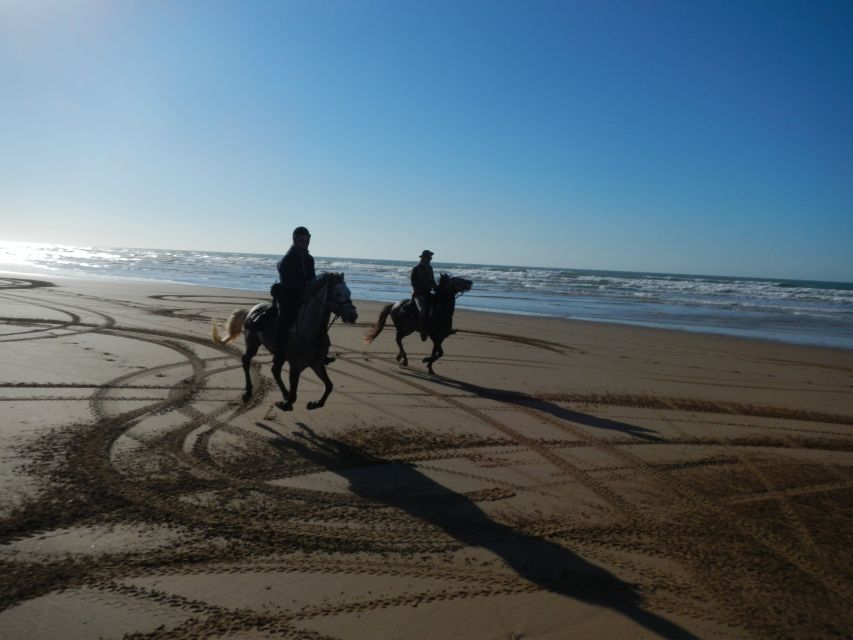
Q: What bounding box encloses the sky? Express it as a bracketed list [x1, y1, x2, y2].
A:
[1, 1, 851, 281]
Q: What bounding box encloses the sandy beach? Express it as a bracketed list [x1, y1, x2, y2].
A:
[1, 272, 851, 639]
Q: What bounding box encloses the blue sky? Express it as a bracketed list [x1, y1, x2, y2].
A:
[1, 1, 851, 280]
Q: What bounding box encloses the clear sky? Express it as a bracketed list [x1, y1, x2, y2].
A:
[1, 1, 851, 281]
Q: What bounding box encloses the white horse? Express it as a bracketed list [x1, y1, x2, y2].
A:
[213, 272, 358, 410]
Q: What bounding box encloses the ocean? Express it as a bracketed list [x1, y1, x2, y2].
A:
[1, 241, 852, 350]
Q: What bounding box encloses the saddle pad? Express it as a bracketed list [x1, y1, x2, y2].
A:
[245, 304, 276, 330]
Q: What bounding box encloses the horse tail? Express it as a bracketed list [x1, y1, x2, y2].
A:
[211, 308, 249, 345]
[363, 304, 393, 344]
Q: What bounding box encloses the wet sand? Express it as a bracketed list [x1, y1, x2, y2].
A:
[1, 272, 851, 639]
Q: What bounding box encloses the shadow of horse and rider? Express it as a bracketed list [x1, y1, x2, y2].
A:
[401, 369, 663, 443]
[256, 421, 697, 639]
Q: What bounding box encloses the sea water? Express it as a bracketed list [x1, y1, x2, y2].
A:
[1, 241, 851, 349]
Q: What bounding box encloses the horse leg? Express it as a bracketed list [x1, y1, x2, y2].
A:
[307, 363, 333, 410]
[423, 339, 445, 375]
[270, 344, 290, 406]
[241, 332, 262, 402]
[395, 332, 408, 367]
[276, 364, 300, 412]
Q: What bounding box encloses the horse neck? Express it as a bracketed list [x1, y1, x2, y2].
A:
[295, 282, 331, 343]
[434, 285, 456, 313]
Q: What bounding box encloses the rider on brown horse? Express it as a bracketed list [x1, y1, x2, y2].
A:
[411, 250, 437, 341]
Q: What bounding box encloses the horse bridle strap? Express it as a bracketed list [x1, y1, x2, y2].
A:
[327, 299, 356, 329]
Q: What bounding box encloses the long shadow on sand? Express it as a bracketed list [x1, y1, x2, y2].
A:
[400, 370, 662, 442]
[258, 421, 696, 639]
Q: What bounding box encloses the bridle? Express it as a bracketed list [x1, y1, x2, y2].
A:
[319, 276, 356, 331]
[440, 276, 471, 301]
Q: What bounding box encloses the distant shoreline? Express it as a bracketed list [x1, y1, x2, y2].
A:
[3, 269, 850, 353]
[1, 243, 852, 350]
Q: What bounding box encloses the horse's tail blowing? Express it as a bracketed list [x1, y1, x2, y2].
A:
[211, 308, 249, 345]
[363, 304, 393, 344]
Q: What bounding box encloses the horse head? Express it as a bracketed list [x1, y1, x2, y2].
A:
[325, 272, 358, 324]
[439, 273, 473, 295]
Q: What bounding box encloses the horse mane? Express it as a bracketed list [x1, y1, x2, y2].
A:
[301, 272, 346, 302]
[436, 273, 455, 293]
[302, 274, 325, 298]
[435, 273, 472, 300]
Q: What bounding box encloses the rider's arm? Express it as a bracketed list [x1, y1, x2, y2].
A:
[304, 255, 316, 282]
[282, 252, 304, 290]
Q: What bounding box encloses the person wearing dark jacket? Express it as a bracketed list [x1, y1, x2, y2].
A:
[411, 250, 436, 341]
[274, 226, 316, 353]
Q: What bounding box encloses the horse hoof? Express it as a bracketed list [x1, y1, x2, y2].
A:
[276, 401, 293, 412]
[421, 356, 431, 363]
[242, 392, 252, 403]
[307, 401, 323, 410]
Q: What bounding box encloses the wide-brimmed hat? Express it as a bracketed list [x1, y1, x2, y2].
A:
[419, 250, 434, 258]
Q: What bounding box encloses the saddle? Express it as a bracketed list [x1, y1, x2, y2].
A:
[407, 294, 435, 316]
[245, 303, 276, 331]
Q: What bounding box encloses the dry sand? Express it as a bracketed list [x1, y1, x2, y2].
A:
[1, 272, 851, 639]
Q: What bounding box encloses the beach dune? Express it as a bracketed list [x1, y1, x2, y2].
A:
[1, 273, 851, 639]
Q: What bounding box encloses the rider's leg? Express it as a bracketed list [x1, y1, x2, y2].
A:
[275, 294, 298, 358]
[273, 295, 287, 357]
[414, 295, 428, 341]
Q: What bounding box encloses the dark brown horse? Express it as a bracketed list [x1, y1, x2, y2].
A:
[363, 273, 472, 374]
[213, 272, 358, 410]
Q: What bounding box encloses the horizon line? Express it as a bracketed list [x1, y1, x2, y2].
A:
[1, 239, 851, 286]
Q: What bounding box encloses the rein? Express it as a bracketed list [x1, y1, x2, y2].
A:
[314, 282, 338, 333]
[317, 277, 355, 333]
[290, 276, 354, 348]
[326, 299, 356, 332]
[326, 313, 339, 332]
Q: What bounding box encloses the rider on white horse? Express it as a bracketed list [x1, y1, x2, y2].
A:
[274, 226, 316, 355]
